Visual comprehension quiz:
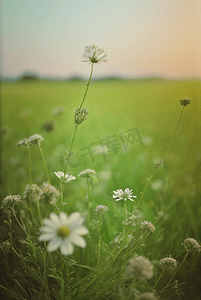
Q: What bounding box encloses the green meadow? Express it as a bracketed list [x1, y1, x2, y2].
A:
[1, 79, 201, 299]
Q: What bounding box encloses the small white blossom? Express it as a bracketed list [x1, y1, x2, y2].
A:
[113, 188, 136, 202]
[54, 171, 76, 183]
[1, 195, 21, 213]
[78, 169, 96, 179]
[94, 205, 109, 215]
[124, 255, 154, 280]
[160, 257, 178, 271]
[182, 238, 201, 252]
[82, 45, 107, 64]
[141, 221, 155, 233]
[29, 134, 44, 146]
[38, 212, 89, 255]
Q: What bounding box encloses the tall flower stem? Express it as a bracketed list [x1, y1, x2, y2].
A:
[154, 269, 165, 288]
[159, 251, 189, 295]
[38, 145, 51, 184]
[28, 147, 32, 185]
[136, 106, 185, 209]
[87, 178, 91, 228]
[80, 63, 94, 109]
[97, 214, 102, 269]
[123, 202, 127, 237]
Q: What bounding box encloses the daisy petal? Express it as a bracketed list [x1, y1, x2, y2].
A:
[60, 241, 74, 255]
[70, 235, 87, 248]
[39, 233, 56, 241]
[47, 238, 61, 252]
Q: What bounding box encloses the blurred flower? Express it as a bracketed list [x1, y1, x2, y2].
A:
[52, 106, 65, 115]
[23, 184, 43, 203]
[94, 205, 109, 215]
[182, 238, 201, 252]
[41, 182, 60, 204]
[180, 97, 191, 107]
[1, 195, 21, 213]
[157, 211, 163, 219]
[160, 257, 178, 271]
[82, 45, 107, 64]
[38, 212, 89, 255]
[143, 136, 153, 146]
[124, 255, 154, 280]
[29, 134, 44, 146]
[41, 121, 55, 132]
[18, 138, 30, 147]
[78, 169, 97, 179]
[141, 221, 155, 233]
[123, 214, 137, 226]
[113, 188, 136, 202]
[155, 159, 163, 171]
[139, 292, 158, 300]
[74, 107, 89, 125]
[54, 171, 76, 183]
[150, 180, 163, 191]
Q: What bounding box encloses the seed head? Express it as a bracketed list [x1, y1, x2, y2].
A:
[41, 182, 60, 204]
[23, 184, 43, 203]
[125, 255, 154, 280]
[1, 195, 21, 213]
[160, 257, 178, 271]
[141, 221, 155, 233]
[74, 107, 89, 125]
[78, 169, 97, 179]
[182, 238, 201, 252]
[94, 205, 109, 215]
[180, 97, 191, 107]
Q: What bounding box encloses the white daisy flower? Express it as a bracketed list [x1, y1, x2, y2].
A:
[54, 171, 76, 183]
[113, 188, 136, 202]
[82, 45, 107, 64]
[38, 212, 89, 255]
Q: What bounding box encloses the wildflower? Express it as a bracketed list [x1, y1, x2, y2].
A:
[182, 238, 201, 252]
[29, 134, 44, 146]
[38, 212, 89, 255]
[94, 205, 109, 215]
[113, 188, 136, 202]
[41, 121, 54, 132]
[141, 221, 155, 233]
[1, 195, 21, 213]
[23, 184, 43, 203]
[52, 106, 65, 115]
[78, 169, 96, 179]
[82, 45, 107, 64]
[124, 255, 154, 280]
[18, 138, 30, 147]
[41, 182, 60, 204]
[160, 257, 178, 271]
[74, 107, 89, 125]
[124, 214, 137, 226]
[139, 292, 158, 300]
[155, 159, 163, 171]
[54, 171, 76, 183]
[180, 97, 191, 107]
[157, 211, 163, 218]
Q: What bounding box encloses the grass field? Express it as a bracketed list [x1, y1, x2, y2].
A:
[1, 79, 201, 299]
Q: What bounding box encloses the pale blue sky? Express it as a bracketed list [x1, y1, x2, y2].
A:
[1, 0, 200, 78]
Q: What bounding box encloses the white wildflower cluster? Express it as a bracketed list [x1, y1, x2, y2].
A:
[157, 211, 163, 218]
[1, 195, 21, 213]
[139, 292, 158, 300]
[141, 221, 155, 233]
[113, 188, 136, 202]
[78, 169, 96, 179]
[124, 214, 137, 226]
[38, 212, 89, 255]
[160, 257, 178, 271]
[82, 45, 107, 64]
[54, 171, 76, 183]
[181, 238, 201, 252]
[74, 107, 89, 126]
[41, 182, 60, 204]
[94, 205, 109, 215]
[23, 184, 43, 203]
[18, 134, 44, 147]
[124, 255, 154, 280]
[180, 97, 191, 107]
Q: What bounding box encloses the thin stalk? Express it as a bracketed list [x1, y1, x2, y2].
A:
[80, 63, 94, 109]
[38, 145, 51, 184]
[28, 147, 32, 185]
[123, 202, 126, 237]
[64, 125, 78, 176]
[154, 269, 165, 288]
[97, 214, 102, 269]
[159, 252, 189, 295]
[87, 178, 91, 228]
[60, 254, 65, 300]
[162, 106, 185, 160]
[136, 172, 155, 209]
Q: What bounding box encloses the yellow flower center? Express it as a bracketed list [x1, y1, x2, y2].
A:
[57, 226, 70, 238]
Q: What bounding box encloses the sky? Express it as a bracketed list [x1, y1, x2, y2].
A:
[1, 0, 201, 79]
